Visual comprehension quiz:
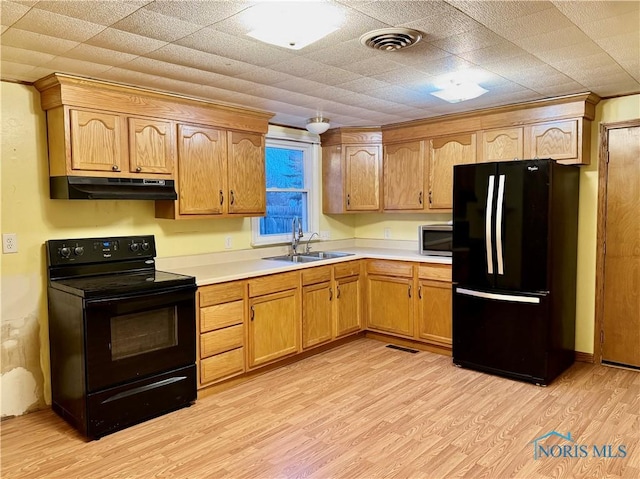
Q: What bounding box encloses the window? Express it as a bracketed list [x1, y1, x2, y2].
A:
[251, 127, 319, 246]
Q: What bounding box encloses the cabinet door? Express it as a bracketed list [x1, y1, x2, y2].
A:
[417, 279, 452, 346]
[177, 124, 227, 215]
[428, 133, 476, 210]
[302, 281, 333, 349]
[248, 289, 298, 368]
[383, 140, 426, 210]
[345, 145, 380, 211]
[227, 131, 265, 215]
[335, 275, 361, 338]
[69, 109, 126, 173]
[367, 275, 414, 337]
[526, 120, 578, 162]
[128, 117, 175, 175]
[480, 128, 523, 163]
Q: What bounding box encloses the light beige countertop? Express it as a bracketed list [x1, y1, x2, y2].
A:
[159, 241, 451, 287]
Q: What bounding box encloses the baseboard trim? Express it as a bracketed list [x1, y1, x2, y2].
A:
[575, 351, 594, 363]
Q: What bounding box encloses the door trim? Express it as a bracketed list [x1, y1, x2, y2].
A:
[593, 119, 640, 364]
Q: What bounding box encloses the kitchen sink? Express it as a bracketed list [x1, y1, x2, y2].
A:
[262, 254, 323, 263]
[301, 251, 354, 259]
[262, 251, 354, 263]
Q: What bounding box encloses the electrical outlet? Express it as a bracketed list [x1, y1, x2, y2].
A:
[224, 236, 233, 250]
[320, 230, 330, 240]
[2, 233, 18, 254]
[383, 227, 391, 239]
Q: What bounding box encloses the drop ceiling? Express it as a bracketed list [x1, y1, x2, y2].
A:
[1, 1, 639, 129]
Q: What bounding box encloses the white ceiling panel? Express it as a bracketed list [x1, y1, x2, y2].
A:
[0, 0, 638, 129]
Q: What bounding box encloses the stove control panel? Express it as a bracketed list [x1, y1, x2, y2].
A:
[47, 235, 157, 266]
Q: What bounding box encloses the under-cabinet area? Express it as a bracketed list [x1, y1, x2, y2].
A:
[192, 253, 451, 392]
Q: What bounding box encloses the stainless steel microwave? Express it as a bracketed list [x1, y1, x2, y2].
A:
[419, 224, 453, 256]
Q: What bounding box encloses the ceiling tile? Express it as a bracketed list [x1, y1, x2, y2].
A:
[142, 0, 248, 26]
[233, 67, 294, 86]
[334, 76, 390, 93]
[145, 44, 253, 77]
[376, 42, 451, 69]
[484, 6, 574, 40]
[176, 28, 295, 67]
[457, 41, 526, 64]
[0, 44, 54, 65]
[341, 56, 407, 76]
[347, 0, 453, 27]
[430, 27, 505, 55]
[552, 0, 639, 28]
[301, 67, 362, 86]
[110, 8, 203, 42]
[446, 1, 554, 25]
[32, 0, 144, 26]
[99, 67, 169, 88]
[0, 28, 79, 55]
[121, 57, 214, 85]
[402, 3, 484, 40]
[578, 13, 640, 41]
[0, 60, 36, 80]
[268, 57, 328, 77]
[64, 44, 139, 67]
[533, 41, 604, 65]
[1, 26, 7, 34]
[41, 56, 112, 76]
[303, 39, 380, 68]
[86, 28, 168, 56]
[1, 1, 30, 26]
[11, 7, 105, 42]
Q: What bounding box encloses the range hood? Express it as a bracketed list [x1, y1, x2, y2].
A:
[50, 176, 178, 200]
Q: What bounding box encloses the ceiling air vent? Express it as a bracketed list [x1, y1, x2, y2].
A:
[360, 28, 423, 51]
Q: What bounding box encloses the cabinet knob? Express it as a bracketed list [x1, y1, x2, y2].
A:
[112, 165, 119, 171]
[135, 166, 142, 173]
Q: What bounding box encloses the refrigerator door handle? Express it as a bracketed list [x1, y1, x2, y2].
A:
[456, 287, 541, 304]
[496, 174, 506, 275]
[485, 175, 496, 275]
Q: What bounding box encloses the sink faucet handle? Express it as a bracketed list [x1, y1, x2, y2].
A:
[305, 232, 319, 253]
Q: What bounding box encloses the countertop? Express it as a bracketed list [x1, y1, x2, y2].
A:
[161, 246, 451, 286]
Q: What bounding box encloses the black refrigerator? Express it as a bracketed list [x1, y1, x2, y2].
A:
[452, 159, 579, 385]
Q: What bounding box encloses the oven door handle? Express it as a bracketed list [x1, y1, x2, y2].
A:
[84, 284, 196, 306]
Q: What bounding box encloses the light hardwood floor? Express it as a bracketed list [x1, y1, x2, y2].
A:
[2, 338, 638, 478]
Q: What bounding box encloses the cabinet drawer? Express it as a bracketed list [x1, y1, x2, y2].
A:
[249, 271, 298, 297]
[302, 265, 332, 286]
[334, 260, 361, 279]
[200, 348, 244, 385]
[199, 281, 245, 307]
[200, 324, 244, 358]
[200, 300, 244, 332]
[418, 264, 452, 281]
[367, 260, 413, 278]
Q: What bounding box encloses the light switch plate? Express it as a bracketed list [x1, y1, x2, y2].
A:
[383, 227, 391, 239]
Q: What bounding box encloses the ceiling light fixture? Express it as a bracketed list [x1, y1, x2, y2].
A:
[244, 2, 344, 50]
[306, 116, 331, 135]
[431, 81, 488, 103]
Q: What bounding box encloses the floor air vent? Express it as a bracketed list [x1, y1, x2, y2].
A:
[386, 344, 419, 354]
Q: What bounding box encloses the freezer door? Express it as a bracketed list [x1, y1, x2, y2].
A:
[494, 160, 550, 292]
[453, 286, 549, 382]
[453, 162, 498, 290]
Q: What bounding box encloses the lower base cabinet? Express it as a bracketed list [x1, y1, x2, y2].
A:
[335, 274, 361, 337]
[366, 260, 415, 337]
[197, 281, 246, 388]
[302, 266, 333, 349]
[248, 272, 300, 368]
[417, 265, 452, 346]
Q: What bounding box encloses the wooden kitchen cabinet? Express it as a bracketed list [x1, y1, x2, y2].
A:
[383, 140, 427, 211]
[366, 260, 414, 337]
[321, 128, 382, 213]
[248, 272, 300, 368]
[525, 119, 583, 164]
[334, 260, 363, 338]
[416, 265, 452, 347]
[302, 266, 333, 349]
[128, 117, 175, 175]
[428, 133, 476, 211]
[479, 127, 523, 163]
[157, 125, 266, 219]
[198, 281, 246, 388]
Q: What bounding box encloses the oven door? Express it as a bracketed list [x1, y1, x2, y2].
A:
[84, 286, 196, 392]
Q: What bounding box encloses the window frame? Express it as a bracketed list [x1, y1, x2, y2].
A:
[251, 127, 320, 247]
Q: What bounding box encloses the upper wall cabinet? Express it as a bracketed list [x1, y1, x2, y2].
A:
[428, 133, 476, 211]
[321, 128, 382, 214]
[383, 140, 427, 211]
[34, 73, 273, 211]
[479, 127, 524, 163]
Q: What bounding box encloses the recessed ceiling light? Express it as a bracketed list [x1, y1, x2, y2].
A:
[431, 82, 488, 103]
[244, 2, 344, 50]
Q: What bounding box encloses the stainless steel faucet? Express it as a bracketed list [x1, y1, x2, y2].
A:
[305, 232, 319, 254]
[291, 217, 303, 255]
